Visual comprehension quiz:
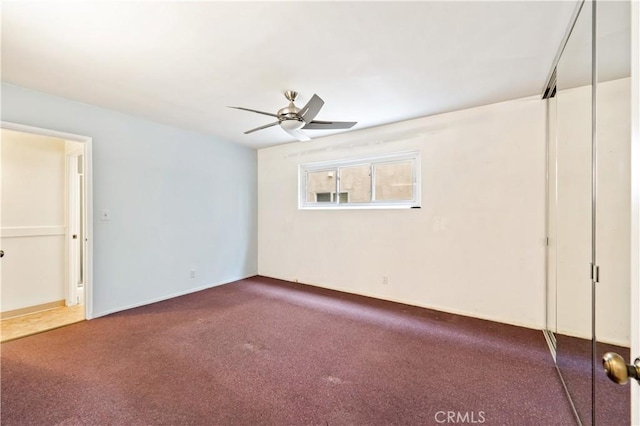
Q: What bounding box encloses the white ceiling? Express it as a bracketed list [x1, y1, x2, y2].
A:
[1, 1, 578, 149]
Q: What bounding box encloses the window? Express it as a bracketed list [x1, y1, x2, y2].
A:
[299, 151, 420, 209]
[316, 192, 348, 203]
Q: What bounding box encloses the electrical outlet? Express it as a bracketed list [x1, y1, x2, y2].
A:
[382, 276, 388, 285]
[190, 269, 196, 278]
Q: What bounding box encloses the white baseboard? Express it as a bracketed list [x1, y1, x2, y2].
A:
[555, 327, 630, 348]
[260, 274, 545, 331]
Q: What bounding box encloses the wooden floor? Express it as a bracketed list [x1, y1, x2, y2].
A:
[0, 304, 85, 343]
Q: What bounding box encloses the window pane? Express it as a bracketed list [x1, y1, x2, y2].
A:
[316, 192, 332, 202]
[307, 170, 336, 203]
[374, 161, 414, 201]
[299, 151, 420, 209]
[339, 165, 371, 203]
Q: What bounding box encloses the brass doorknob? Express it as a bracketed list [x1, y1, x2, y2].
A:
[602, 352, 640, 385]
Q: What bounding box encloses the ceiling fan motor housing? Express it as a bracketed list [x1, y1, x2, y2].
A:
[277, 98, 304, 130]
[277, 102, 301, 120]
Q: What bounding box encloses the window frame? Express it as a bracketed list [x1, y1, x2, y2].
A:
[299, 151, 421, 210]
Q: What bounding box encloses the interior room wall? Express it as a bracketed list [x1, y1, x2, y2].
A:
[65, 140, 83, 154]
[1, 83, 258, 318]
[1, 129, 66, 311]
[554, 81, 593, 342]
[594, 77, 631, 346]
[546, 95, 558, 335]
[258, 95, 548, 329]
[557, 78, 631, 346]
[554, 77, 631, 346]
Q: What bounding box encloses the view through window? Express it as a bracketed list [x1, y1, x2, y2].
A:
[299, 151, 420, 209]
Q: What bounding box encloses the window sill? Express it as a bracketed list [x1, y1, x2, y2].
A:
[299, 204, 421, 210]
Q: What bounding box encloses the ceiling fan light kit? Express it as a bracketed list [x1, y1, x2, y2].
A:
[280, 119, 305, 131]
[229, 91, 357, 142]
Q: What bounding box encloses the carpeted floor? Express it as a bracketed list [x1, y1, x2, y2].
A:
[1, 276, 578, 425]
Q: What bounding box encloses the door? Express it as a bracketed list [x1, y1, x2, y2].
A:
[632, 2, 640, 423]
[548, 1, 638, 422]
[0, 122, 93, 322]
[554, 2, 594, 423]
[597, 1, 639, 424]
[66, 149, 84, 306]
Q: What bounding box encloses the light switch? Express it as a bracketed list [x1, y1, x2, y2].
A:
[101, 210, 111, 221]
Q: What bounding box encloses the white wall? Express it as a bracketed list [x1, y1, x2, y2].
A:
[554, 82, 593, 341]
[65, 140, 83, 154]
[259, 96, 547, 329]
[546, 95, 558, 333]
[595, 77, 630, 345]
[1, 83, 258, 317]
[1, 129, 66, 311]
[553, 78, 631, 346]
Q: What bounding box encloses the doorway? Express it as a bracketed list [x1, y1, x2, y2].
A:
[0, 122, 93, 341]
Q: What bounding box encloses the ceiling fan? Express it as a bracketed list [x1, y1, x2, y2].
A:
[229, 91, 357, 141]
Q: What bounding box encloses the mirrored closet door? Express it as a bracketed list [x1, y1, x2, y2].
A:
[554, 1, 593, 423]
[594, 0, 631, 423]
[546, 1, 633, 424]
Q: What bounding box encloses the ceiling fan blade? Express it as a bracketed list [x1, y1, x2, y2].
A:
[302, 120, 357, 130]
[298, 94, 324, 123]
[229, 106, 279, 118]
[244, 121, 280, 134]
[281, 127, 311, 142]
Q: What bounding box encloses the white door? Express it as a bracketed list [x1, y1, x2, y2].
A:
[597, 1, 639, 423]
[66, 149, 83, 306]
[630, 2, 639, 423]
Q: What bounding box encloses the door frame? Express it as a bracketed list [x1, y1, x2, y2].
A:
[630, 1, 639, 423]
[66, 147, 83, 307]
[1, 121, 94, 320]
